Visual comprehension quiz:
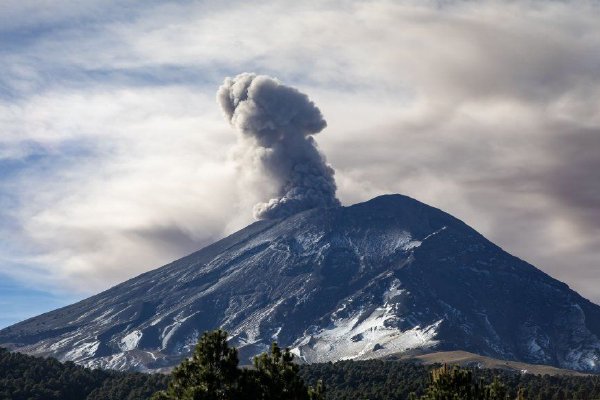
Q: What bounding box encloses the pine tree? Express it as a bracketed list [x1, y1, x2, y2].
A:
[152, 330, 241, 400]
[250, 343, 317, 400]
[484, 376, 508, 400]
[308, 379, 326, 400]
[416, 364, 515, 400]
[421, 364, 476, 400]
[152, 330, 323, 400]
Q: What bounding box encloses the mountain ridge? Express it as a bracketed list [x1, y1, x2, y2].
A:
[2, 194, 599, 372]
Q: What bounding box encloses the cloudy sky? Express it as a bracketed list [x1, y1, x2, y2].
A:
[1, 0, 599, 328]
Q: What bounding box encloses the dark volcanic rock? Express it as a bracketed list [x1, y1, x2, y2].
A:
[1, 194, 599, 372]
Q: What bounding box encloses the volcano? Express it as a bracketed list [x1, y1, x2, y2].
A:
[1, 194, 599, 372]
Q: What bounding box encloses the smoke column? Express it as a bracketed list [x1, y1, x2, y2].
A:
[217, 73, 340, 220]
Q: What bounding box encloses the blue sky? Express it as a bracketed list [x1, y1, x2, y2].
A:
[1, 0, 600, 329]
[0, 274, 81, 328]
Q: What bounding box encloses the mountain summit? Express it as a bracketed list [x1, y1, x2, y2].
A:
[1, 194, 599, 372]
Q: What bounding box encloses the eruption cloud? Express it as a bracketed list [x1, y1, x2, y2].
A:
[217, 73, 340, 220]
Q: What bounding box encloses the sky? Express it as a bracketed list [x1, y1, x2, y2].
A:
[1, 0, 599, 328]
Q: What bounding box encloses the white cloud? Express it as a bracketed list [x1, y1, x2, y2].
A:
[1, 0, 600, 302]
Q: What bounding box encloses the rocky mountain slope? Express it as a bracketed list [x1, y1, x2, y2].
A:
[1, 194, 599, 372]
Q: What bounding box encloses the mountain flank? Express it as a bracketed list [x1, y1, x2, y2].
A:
[1, 194, 599, 373]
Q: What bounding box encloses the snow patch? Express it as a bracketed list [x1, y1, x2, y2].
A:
[384, 279, 405, 303]
[403, 240, 422, 250]
[63, 340, 100, 361]
[120, 330, 142, 351]
[91, 309, 115, 324]
[422, 226, 447, 241]
[160, 312, 199, 349]
[272, 327, 282, 340]
[234, 298, 286, 344]
[84, 352, 147, 371]
[48, 336, 77, 351]
[291, 302, 441, 363]
[563, 348, 600, 371]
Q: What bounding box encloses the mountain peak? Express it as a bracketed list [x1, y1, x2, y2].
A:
[1, 194, 599, 372]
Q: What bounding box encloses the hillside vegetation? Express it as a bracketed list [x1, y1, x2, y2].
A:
[0, 347, 168, 400]
[299, 360, 600, 399]
[2, 343, 600, 399]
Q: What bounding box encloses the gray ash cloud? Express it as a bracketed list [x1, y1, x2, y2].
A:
[217, 73, 339, 219]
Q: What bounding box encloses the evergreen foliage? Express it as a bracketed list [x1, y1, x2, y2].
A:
[299, 360, 600, 400]
[299, 359, 428, 399]
[152, 330, 324, 400]
[251, 342, 323, 399]
[416, 364, 509, 399]
[152, 330, 241, 399]
[0, 347, 167, 400]
[421, 363, 477, 399]
[3, 340, 600, 400]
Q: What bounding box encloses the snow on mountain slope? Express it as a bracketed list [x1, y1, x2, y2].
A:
[1, 194, 600, 372]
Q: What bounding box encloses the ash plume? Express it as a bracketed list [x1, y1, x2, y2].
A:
[217, 73, 340, 220]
